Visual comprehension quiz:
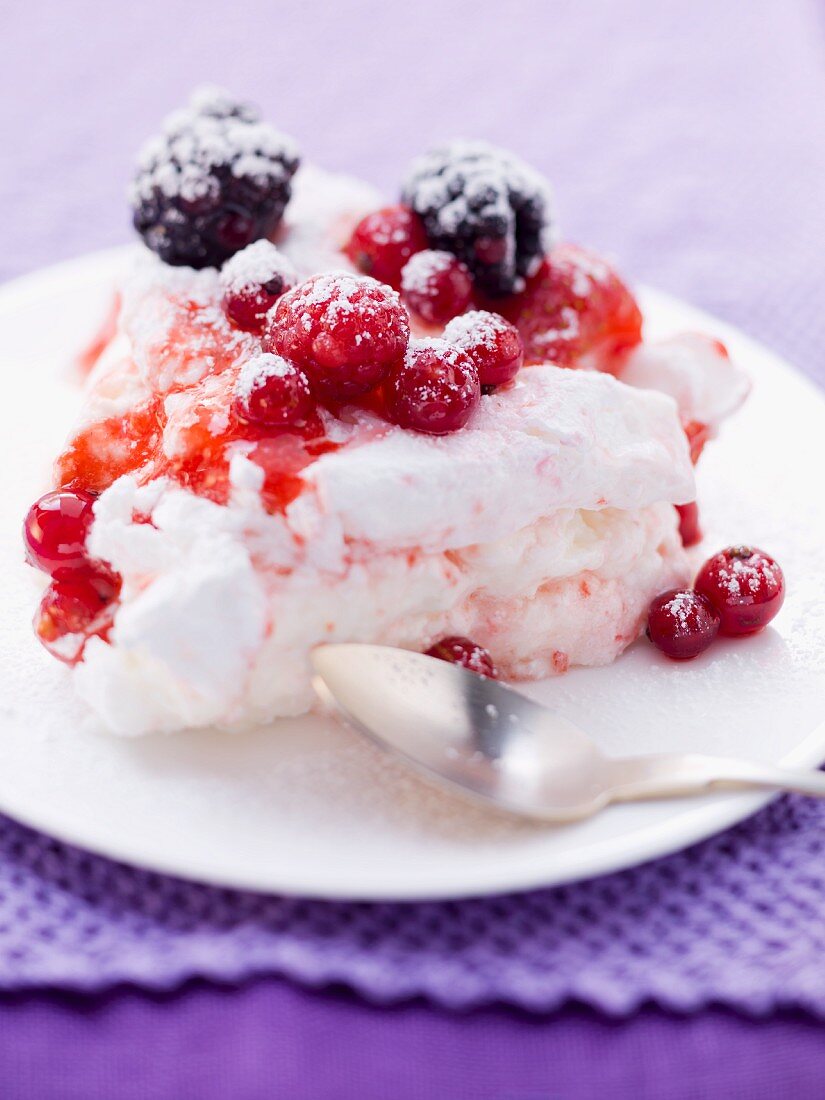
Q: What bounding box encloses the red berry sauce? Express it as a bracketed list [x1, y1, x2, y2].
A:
[498, 244, 643, 368]
[400, 250, 473, 325]
[695, 546, 785, 636]
[386, 339, 480, 435]
[267, 273, 410, 400]
[344, 205, 428, 288]
[646, 589, 720, 660]
[443, 310, 524, 389]
[56, 286, 338, 515]
[426, 636, 497, 677]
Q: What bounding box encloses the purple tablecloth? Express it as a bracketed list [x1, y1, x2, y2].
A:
[3, 0, 825, 1095]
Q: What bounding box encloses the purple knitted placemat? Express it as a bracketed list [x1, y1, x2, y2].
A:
[2, 793, 825, 1014]
[2, 0, 825, 1015]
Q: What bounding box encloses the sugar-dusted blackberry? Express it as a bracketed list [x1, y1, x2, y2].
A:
[402, 141, 554, 298]
[129, 88, 300, 269]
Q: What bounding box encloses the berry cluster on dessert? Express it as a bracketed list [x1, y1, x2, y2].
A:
[23, 88, 767, 735]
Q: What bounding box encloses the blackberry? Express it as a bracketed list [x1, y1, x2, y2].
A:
[402, 141, 554, 298]
[129, 88, 300, 269]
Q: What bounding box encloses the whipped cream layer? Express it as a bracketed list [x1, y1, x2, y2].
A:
[79, 478, 687, 734]
[299, 367, 694, 553]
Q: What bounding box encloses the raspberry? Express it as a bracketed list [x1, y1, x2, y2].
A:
[130, 88, 299, 269]
[220, 240, 296, 332]
[426, 636, 497, 677]
[266, 273, 409, 400]
[386, 339, 480, 435]
[499, 244, 643, 367]
[646, 589, 720, 661]
[233, 353, 315, 429]
[695, 547, 785, 636]
[442, 310, 524, 388]
[23, 489, 97, 577]
[345, 205, 428, 288]
[400, 250, 473, 324]
[402, 141, 553, 297]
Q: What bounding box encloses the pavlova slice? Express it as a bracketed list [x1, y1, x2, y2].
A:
[23, 90, 746, 734]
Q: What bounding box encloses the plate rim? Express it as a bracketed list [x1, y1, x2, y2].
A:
[1, 245, 823, 902]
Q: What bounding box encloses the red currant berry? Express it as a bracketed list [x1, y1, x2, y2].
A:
[646, 589, 720, 660]
[34, 567, 121, 665]
[443, 310, 524, 388]
[695, 546, 785, 636]
[344, 205, 428, 288]
[386, 339, 480, 435]
[400, 250, 473, 325]
[220, 241, 296, 333]
[676, 502, 702, 548]
[23, 489, 97, 577]
[426, 636, 497, 677]
[267, 274, 410, 400]
[234, 353, 315, 429]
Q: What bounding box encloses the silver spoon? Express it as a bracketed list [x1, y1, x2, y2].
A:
[311, 643, 825, 822]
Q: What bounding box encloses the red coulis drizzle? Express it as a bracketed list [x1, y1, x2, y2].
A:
[56, 296, 340, 514]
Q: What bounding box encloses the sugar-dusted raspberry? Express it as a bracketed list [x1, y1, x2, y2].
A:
[443, 309, 524, 388]
[646, 589, 720, 660]
[499, 244, 642, 368]
[266, 273, 410, 399]
[402, 141, 553, 297]
[400, 250, 473, 324]
[695, 546, 785, 636]
[220, 240, 297, 332]
[130, 87, 299, 269]
[344, 205, 428, 288]
[233, 353, 315, 429]
[426, 636, 497, 677]
[386, 338, 480, 435]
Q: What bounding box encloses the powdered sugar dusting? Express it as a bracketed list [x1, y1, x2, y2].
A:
[444, 310, 509, 352]
[725, 553, 782, 597]
[664, 590, 695, 629]
[235, 352, 295, 403]
[129, 86, 299, 206]
[405, 141, 552, 245]
[408, 336, 472, 370]
[401, 251, 457, 295]
[287, 272, 403, 345]
[219, 240, 296, 295]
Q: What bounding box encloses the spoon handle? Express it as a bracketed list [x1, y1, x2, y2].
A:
[604, 753, 825, 804]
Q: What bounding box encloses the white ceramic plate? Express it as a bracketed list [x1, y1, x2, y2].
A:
[1, 247, 823, 901]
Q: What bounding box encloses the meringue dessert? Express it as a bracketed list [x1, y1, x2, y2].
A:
[23, 89, 748, 735]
